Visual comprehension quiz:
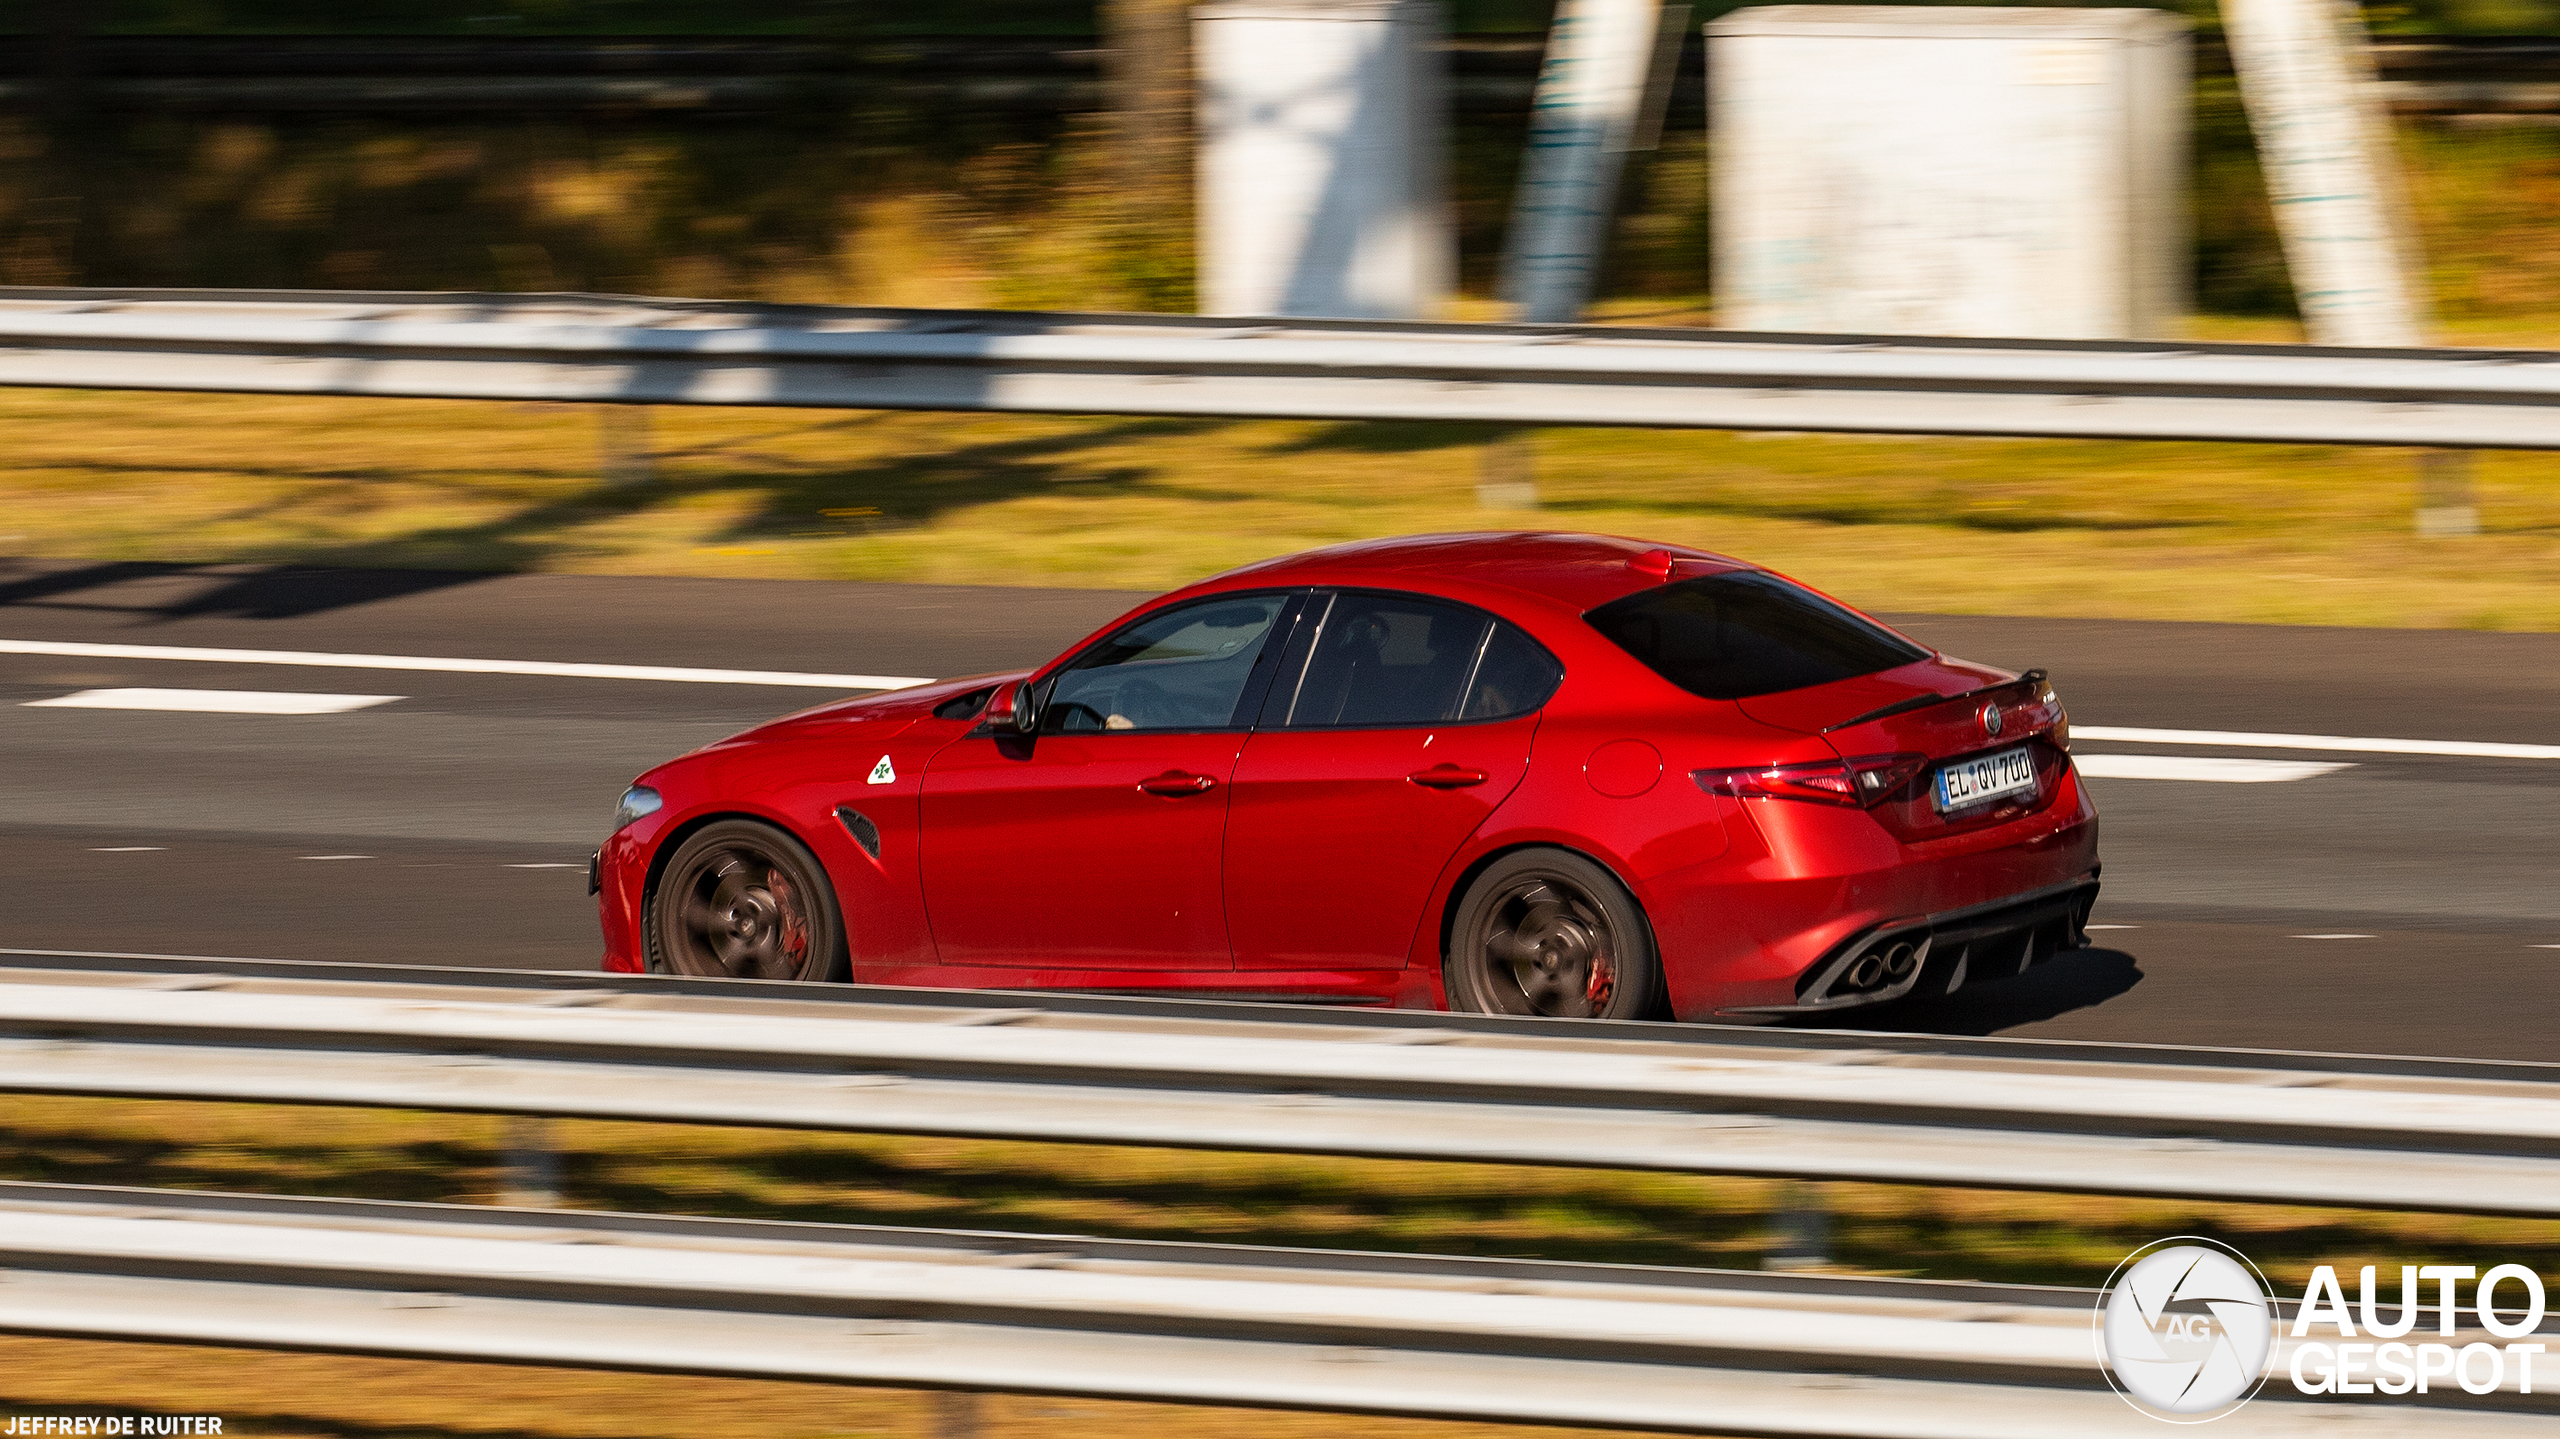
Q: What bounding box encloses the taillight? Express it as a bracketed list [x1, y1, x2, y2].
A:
[2027, 684, 2068, 749]
[1693, 753, 1925, 808]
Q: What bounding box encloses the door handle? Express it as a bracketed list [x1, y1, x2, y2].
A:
[1407, 764, 1489, 789]
[1137, 770, 1217, 798]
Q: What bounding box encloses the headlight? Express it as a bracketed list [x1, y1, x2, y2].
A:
[612, 785, 663, 832]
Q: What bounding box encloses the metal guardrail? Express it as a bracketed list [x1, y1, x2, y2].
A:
[2, 1182, 2550, 1437]
[5, 287, 2560, 448]
[5, 949, 2558, 1217]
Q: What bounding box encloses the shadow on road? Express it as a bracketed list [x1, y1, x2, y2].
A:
[0, 558, 504, 623]
[1784, 944, 2145, 1038]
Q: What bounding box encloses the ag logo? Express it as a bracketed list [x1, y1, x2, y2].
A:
[2097, 1238, 2276, 1421]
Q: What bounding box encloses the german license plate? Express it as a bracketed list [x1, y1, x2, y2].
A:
[1935, 745, 2037, 812]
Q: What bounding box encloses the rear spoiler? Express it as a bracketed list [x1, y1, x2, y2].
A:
[1821, 668, 2048, 734]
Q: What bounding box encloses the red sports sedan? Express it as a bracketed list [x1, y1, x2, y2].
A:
[595, 532, 2097, 1021]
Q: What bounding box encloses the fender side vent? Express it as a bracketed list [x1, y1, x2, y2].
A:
[834, 805, 882, 860]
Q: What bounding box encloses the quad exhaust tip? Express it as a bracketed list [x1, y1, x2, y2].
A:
[1838, 938, 1925, 996]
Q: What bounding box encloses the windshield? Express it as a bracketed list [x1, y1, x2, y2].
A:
[1584, 572, 1928, 701]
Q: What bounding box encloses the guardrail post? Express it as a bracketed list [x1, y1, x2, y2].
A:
[598, 404, 652, 487]
[501, 1115, 560, 1207]
[2417, 451, 2480, 537]
[1764, 1180, 1830, 1271]
[1478, 434, 1538, 509]
[931, 1390, 983, 1439]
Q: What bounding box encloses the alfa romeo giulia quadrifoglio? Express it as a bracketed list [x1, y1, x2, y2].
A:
[594, 532, 2098, 1021]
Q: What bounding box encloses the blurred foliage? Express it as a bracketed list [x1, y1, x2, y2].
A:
[7, 87, 2558, 328]
[5, 2, 2559, 318]
[2194, 81, 2297, 317]
[6, 0, 1559, 38]
[23, 0, 2560, 39]
[22, 0, 1092, 38]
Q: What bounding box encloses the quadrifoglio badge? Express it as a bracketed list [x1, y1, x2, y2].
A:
[2098, 1237, 2550, 1422]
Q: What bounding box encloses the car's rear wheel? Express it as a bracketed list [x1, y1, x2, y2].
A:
[1444, 849, 1660, 1020]
[646, 820, 847, 982]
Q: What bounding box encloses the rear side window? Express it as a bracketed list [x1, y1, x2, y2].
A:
[1458, 620, 1563, 720]
[1272, 592, 1560, 728]
[1584, 572, 1927, 701]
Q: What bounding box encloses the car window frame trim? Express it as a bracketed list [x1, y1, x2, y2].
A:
[1260, 586, 1565, 733]
[1011, 587, 1315, 738]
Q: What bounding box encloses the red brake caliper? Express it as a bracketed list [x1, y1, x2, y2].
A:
[1584, 951, 1614, 1008]
[767, 869, 810, 960]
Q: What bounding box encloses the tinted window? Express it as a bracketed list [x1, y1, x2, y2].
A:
[1275, 593, 1558, 727]
[1584, 572, 1927, 701]
[1043, 594, 1286, 732]
[1460, 620, 1563, 719]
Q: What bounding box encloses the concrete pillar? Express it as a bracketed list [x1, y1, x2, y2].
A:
[1711, 7, 2190, 340]
[1195, 0, 1452, 319]
[1500, 0, 1676, 325]
[2224, 0, 2476, 536]
[2224, 0, 2428, 348]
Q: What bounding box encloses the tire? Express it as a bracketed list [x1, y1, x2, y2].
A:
[645, 820, 848, 982]
[1444, 849, 1662, 1021]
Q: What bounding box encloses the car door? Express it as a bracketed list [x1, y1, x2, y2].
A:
[1223, 590, 1562, 971]
[919, 591, 1301, 971]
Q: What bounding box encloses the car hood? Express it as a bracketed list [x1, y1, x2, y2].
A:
[701, 671, 1022, 750]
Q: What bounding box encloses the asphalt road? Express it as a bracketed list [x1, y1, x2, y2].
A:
[3, 557, 2554, 1061]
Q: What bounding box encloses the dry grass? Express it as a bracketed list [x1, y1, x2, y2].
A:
[5, 382, 2560, 630]
[8, 1095, 2557, 1292]
[0, 1335, 1671, 1439]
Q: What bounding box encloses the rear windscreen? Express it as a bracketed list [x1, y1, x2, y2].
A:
[1584, 572, 1929, 701]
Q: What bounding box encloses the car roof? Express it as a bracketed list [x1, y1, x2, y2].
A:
[1196, 531, 1755, 618]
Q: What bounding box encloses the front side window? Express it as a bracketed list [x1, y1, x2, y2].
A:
[1042, 593, 1287, 732]
[1272, 592, 1560, 728]
[1584, 571, 1927, 701]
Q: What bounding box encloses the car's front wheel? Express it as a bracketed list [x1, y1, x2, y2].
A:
[1444, 849, 1660, 1020]
[645, 820, 847, 982]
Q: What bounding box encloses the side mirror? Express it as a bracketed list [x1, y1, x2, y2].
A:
[985, 678, 1040, 735]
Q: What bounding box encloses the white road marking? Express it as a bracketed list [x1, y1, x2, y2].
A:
[89, 846, 164, 852]
[2075, 725, 2560, 761]
[2085, 924, 2139, 930]
[2293, 933, 2374, 940]
[506, 863, 584, 869]
[0, 638, 929, 691]
[2073, 754, 2353, 783]
[25, 687, 400, 715]
[299, 854, 371, 861]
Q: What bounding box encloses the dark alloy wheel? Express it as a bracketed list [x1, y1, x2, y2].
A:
[646, 820, 847, 982]
[1445, 850, 1661, 1020]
